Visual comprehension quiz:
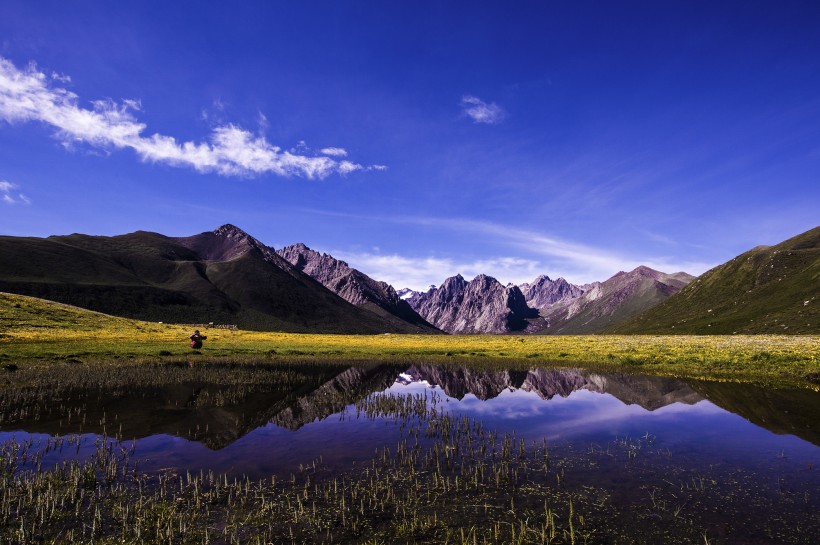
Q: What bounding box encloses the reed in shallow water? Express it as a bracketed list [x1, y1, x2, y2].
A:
[1, 385, 817, 544]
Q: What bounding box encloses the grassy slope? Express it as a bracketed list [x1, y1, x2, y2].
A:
[539, 278, 676, 334]
[611, 226, 820, 334]
[1, 292, 818, 388]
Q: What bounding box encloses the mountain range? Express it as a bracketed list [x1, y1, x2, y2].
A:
[520, 275, 584, 308]
[406, 274, 537, 334]
[0, 225, 422, 333]
[0, 224, 816, 334]
[401, 266, 693, 334]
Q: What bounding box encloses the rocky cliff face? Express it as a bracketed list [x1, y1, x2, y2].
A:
[406, 274, 538, 334]
[537, 266, 694, 334]
[277, 243, 438, 333]
[519, 275, 584, 309]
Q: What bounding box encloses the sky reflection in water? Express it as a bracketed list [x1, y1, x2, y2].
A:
[4, 369, 816, 481]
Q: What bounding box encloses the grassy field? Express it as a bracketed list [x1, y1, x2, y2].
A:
[1, 292, 818, 388]
[2, 292, 819, 543]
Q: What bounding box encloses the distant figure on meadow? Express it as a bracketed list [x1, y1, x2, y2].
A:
[189, 330, 207, 349]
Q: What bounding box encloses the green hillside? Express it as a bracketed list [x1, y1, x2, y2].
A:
[0, 291, 153, 333]
[611, 227, 820, 334]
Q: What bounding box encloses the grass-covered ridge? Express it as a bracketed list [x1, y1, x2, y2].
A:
[1, 292, 818, 388]
[611, 226, 820, 335]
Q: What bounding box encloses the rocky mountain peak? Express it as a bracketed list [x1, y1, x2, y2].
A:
[520, 274, 583, 309]
[630, 265, 662, 278]
[407, 273, 537, 334]
[207, 224, 294, 270]
[276, 243, 439, 333]
[279, 243, 355, 275]
[470, 273, 499, 288]
[441, 274, 468, 289]
[290, 242, 311, 252]
[530, 274, 553, 285]
[212, 224, 260, 249]
[213, 224, 250, 239]
[172, 224, 295, 272]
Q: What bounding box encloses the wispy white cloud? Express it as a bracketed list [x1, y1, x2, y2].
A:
[0, 179, 31, 205]
[50, 72, 71, 83]
[256, 111, 269, 135]
[0, 57, 383, 179]
[460, 95, 505, 124]
[642, 230, 678, 246]
[330, 251, 542, 291]
[320, 147, 347, 157]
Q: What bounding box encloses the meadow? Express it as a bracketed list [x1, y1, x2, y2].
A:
[2, 292, 819, 543]
[1, 292, 818, 388]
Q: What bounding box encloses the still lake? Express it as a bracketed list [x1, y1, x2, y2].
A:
[2, 363, 818, 543]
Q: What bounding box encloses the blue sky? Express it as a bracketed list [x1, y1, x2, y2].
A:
[1, 1, 818, 289]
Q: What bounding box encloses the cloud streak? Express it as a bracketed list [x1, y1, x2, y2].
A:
[460, 95, 505, 124]
[397, 216, 715, 282]
[331, 251, 542, 291]
[0, 57, 382, 179]
[0, 180, 31, 205]
[301, 209, 715, 287]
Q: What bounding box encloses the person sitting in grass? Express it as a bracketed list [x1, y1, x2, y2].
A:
[189, 330, 207, 349]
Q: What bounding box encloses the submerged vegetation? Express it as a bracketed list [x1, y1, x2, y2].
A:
[1, 292, 818, 388]
[0, 354, 817, 543]
[2, 384, 817, 544]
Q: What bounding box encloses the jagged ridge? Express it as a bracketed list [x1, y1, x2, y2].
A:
[277, 243, 439, 333]
[407, 274, 538, 334]
[519, 275, 584, 309]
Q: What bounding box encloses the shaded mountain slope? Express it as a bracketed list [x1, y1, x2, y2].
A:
[611, 227, 820, 334]
[537, 266, 694, 334]
[407, 274, 538, 334]
[277, 243, 439, 333]
[0, 225, 403, 333]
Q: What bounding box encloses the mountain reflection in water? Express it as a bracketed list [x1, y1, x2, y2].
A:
[1, 363, 818, 478]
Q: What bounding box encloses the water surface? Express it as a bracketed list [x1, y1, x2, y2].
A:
[2, 363, 818, 543]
